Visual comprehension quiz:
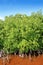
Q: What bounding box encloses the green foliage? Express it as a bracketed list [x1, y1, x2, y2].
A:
[0, 20, 4, 50]
[18, 39, 29, 54]
[0, 11, 43, 54]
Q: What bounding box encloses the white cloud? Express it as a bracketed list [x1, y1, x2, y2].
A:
[0, 16, 4, 20]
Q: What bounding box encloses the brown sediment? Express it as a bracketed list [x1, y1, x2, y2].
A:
[0, 54, 43, 65]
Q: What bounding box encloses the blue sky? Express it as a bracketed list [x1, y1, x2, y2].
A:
[0, 0, 43, 19]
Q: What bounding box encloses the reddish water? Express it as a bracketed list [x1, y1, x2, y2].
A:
[0, 54, 43, 65]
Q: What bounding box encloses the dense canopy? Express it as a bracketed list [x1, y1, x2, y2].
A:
[0, 11, 43, 54]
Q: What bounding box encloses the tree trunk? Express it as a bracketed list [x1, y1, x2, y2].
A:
[6, 55, 9, 63]
[19, 52, 24, 58]
[19, 52, 22, 57]
[25, 53, 27, 57]
[2, 57, 6, 65]
[34, 51, 36, 57]
[21, 54, 24, 58]
[29, 53, 32, 60]
[38, 50, 40, 56]
[29, 50, 32, 60]
[0, 52, 2, 58]
[14, 52, 16, 55]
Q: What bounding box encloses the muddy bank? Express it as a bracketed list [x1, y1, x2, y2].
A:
[0, 54, 43, 65]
